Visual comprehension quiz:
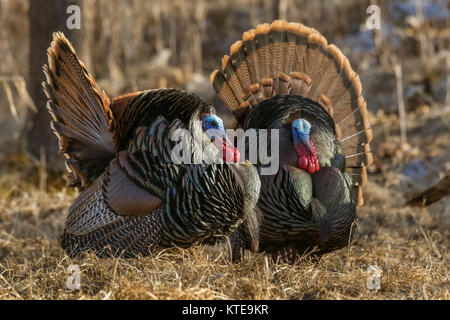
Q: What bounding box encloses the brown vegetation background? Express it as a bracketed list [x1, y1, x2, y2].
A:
[0, 0, 448, 299]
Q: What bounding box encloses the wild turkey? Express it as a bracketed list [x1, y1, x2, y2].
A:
[42, 32, 261, 259]
[211, 20, 373, 260]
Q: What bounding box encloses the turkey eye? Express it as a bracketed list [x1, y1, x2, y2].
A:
[211, 121, 217, 127]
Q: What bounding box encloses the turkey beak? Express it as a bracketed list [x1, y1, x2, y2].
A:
[300, 134, 314, 154]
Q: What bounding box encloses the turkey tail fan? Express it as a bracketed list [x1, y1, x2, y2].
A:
[43, 32, 117, 190]
[211, 20, 373, 205]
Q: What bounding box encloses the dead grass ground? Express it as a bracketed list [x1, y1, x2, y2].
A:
[0, 107, 448, 300]
[0, 186, 447, 300]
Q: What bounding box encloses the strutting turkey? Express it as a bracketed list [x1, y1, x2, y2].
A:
[42, 32, 261, 259]
[211, 20, 373, 260]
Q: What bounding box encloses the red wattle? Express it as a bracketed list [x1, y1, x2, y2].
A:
[295, 143, 320, 174]
[234, 146, 241, 163]
[222, 141, 240, 163]
[298, 157, 308, 169]
[307, 161, 315, 173]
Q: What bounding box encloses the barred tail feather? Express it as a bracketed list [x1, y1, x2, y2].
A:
[43, 32, 117, 189]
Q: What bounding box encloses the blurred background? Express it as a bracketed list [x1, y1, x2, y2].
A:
[0, 0, 448, 300]
[0, 0, 448, 222]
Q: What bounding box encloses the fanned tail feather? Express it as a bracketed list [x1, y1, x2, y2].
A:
[211, 20, 373, 205]
[43, 32, 117, 189]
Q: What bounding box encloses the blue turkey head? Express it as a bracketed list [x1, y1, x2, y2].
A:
[201, 114, 226, 135]
[292, 118, 312, 151]
[292, 118, 319, 173]
[201, 114, 240, 162]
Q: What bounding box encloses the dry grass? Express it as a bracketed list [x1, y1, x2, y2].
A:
[0, 127, 448, 300]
